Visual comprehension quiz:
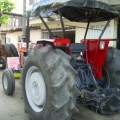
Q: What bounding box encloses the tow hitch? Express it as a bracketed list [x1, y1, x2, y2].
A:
[77, 88, 120, 113]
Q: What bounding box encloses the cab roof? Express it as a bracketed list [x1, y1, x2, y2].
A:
[27, 0, 119, 22]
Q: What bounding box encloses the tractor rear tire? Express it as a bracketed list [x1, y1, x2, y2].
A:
[21, 44, 79, 120]
[0, 56, 6, 69]
[100, 47, 120, 114]
[2, 44, 12, 58]
[10, 44, 19, 57]
[2, 69, 15, 95]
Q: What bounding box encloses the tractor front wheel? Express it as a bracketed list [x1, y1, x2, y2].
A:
[100, 47, 120, 114]
[21, 44, 79, 120]
[2, 69, 15, 95]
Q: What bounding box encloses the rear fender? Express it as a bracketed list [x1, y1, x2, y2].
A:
[82, 39, 110, 79]
[36, 38, 71, 54]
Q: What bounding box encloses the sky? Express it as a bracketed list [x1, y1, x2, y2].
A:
[12, 0, 23, 14]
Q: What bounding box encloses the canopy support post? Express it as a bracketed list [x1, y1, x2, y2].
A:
[39, 15, 54, 38]
[26, 17, 30, 49]
[84, 19, 91, 40]
[99, 17, 112, 39]
[58, 9, 66, 38]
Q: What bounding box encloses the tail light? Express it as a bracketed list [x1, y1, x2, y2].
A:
[100, 41, 105, 50]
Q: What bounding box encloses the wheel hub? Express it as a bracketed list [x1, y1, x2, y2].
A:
[32, 81, 39, 96]
[25, 66, 46, 112]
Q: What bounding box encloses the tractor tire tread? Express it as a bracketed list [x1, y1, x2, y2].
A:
[22, 44, 79, 120]
[0, 56, 6, 69]
[2, 44, 12, 57]
[10, 44, 19, 57]
[100, 47, 120, 114]
[2, 69, 15, 95]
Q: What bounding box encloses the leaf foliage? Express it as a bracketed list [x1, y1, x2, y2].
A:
[0, 0, 16, 25]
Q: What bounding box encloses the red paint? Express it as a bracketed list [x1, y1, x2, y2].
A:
[54, 38, 71, 54]
[36, 38, 71, 54]
[18, 38, 110, 79]
[82, 39, 110, 79]
[36, 38, 70, 46]
[54, 38, 70, 45]
[18, 42, 27, 52]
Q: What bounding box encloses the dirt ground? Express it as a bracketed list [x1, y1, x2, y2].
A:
[0, 70, 120, 120]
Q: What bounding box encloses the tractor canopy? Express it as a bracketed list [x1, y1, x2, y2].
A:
[27, 0, 119, 22]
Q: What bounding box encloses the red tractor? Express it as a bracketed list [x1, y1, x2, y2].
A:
[2, 0, 120, 120]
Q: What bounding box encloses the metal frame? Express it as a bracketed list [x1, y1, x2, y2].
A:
[25, 9, 120, 113]
[26, 17, 30, 49]
[58, 9, 66, 38]
[84, 19, 91, 40]
[39, 10, 66, 39]
[39, 15, 54, 38]
[25, 11, 112, 52]
[99, 17, 112, 39]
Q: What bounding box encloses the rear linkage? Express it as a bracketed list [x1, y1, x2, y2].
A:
[70, 43, 120, 113]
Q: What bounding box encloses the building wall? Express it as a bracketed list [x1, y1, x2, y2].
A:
[38, 19, 88, 42]
[6, 29, 41, 48]
[113, 18, 118, 47]
[5, 20, 117, 48]
[0, 15, 22, 42]
[12, 0, 23, 14]
[73, 20, 116, 47]
[75, 26, 86, 43]
[34, 18, 116, 46]
[88, 20, 116, 47]
[6, 31, 22, 48]
[0, 33, 6, 44]
[30, 29, 41, 41]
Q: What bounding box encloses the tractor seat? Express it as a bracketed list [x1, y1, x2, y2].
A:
[70, 43, 86, 58]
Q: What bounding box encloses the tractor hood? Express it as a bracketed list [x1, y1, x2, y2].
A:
[27, 0, 119, 22]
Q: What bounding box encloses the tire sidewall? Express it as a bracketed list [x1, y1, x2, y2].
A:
[22, 57, 51, 120]
[0, 56, 6, 69]
[9, 69, 15, 93]
[100, 47, 120, 114]
[2, 70, 10, 94]
[5, 44, 12, 57]
[10, 44, 19, 57]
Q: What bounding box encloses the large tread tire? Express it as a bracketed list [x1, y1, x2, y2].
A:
[100, 47, 120, 114]
[2, 44, 12, 58]
[0, 56, 6, 69]
[10, 44, 19, 57]
[22, 44, 79, 120]
[2, 69, 15, 95]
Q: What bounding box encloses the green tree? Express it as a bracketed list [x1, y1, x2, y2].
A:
[0, 0, 16, 26]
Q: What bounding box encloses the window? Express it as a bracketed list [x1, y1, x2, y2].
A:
[43, 32, 49, 39]
[9, 17, 13, 26]
[9, 17, 14, 26]
[13, 18, 16, 26]
[9, 17, 22, 27]
[18, 36, 22, 42]
[16, 19, 19, 26]
[19, 18, 22, 27]
[6, 37, 11, 44]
